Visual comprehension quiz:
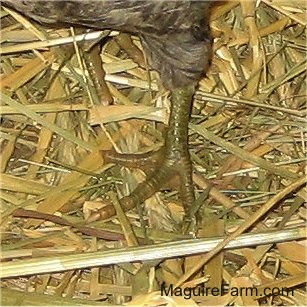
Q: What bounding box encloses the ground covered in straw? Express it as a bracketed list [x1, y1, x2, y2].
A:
[1, 1, 306, 306]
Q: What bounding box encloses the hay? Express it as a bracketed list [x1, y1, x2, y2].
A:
[1, 1, 306, 306]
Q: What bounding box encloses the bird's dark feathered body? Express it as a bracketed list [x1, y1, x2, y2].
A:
[2, 0, 212, 89]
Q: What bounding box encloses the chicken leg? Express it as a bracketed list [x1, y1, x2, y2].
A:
[2, 0, 212, 228]
[100, 86, 195, 220]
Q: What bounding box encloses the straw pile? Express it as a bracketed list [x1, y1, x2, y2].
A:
[1, 1, 306, 306]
